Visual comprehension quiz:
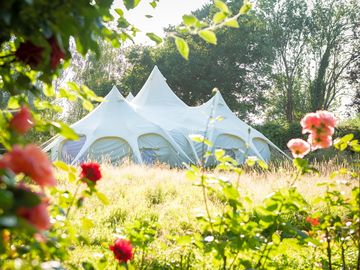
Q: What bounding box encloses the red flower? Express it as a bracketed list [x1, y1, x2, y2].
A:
[80, 162, 102, 182]
[9, 106, 34, 134]
[15, 41, 44, 68]
[17, 196, 51, 231]
[109, 238, 134, 263]
[48, 37, 65, 70]
[287, 138, 311, 158]
[0, 145, 56, 187]
[306, 216, 320, 226]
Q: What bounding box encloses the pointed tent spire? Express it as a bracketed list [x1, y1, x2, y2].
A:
[104, 85, 125, 101]
[132, 65, 188, 108]
[126, 92, 134, 102]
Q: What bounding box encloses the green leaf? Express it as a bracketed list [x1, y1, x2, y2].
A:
[146, 33, 163, 45]
[214, 0, 229, 13]
[53, 161, 70, 171]
[189, 134, 205, 143]
[81, 217, 95, 230]
[215, 149, 225, 160]
[123, 0, 141, 10]
[96, 191, 109, 205]
[52, 121, 79, 140]
[225, 19, 239, 28]
[198, 30, 217, 45]
[182, 15, 198, 26]
[240, 0, 252, 14]
[0, 190, 14, 210]
[246, 156, 257, 167]
[114, 8, 123, 16]
[44, 84, 55, 97]
[175, 37, 189, 60]
[7, 96, 20, 109]
[213, 12, 227, 24]
[82, 99, 94, 111]
[258, 160, 269, 170]
[342, 134, 354, 143]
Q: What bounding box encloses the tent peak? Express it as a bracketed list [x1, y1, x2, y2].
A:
[104, 85, 125, 101]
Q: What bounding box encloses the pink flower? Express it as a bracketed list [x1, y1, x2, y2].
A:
[17, 197, 51, 231]
[9, 106, 33, 134]
[109, 238, 134, 264]
[80, 162, 102, 183]
[300, 113, 321, 134]
[308, 134, 332, 150]
[0, 145, 56, 187]
[317, 110, 336, 128]
[287, 139, 311, 158]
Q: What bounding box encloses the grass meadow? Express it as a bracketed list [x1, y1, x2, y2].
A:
[54, 159, 358, 269]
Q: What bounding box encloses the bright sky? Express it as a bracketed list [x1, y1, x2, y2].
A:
[113, 0, 210, 43]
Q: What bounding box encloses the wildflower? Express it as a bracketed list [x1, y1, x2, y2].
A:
[15, 40, 44, 68]
[80, 162, 102, 183]
[306, 216, 320, 226]
[307, 134, 332, 150]
[300, 112, 320, 134]
[17, 196, 51, 231]
[48, 37, 65, 69]
[9, 106, 33, 134]
[317, 110, 336, 128]
[0, 145, 56, 187]
[287, 138, 311, 158]
[109, 238, 134, 264]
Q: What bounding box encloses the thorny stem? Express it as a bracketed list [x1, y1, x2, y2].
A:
[341, 241, 346, 270]
[65, 182, 81, 218]
[228, 250, 241, 270]
[325, 228, 332, 270]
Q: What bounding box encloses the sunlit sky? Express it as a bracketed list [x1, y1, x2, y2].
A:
[113, 0, 210, 43]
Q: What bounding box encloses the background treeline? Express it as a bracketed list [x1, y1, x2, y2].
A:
[4, 0, 358, 150]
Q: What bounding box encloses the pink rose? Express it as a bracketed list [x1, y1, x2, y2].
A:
[287, 139, 311, 158]
[0, 145, 56, 187]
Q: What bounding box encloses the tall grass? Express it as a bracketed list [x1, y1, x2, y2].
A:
[56, 160, 356, 267]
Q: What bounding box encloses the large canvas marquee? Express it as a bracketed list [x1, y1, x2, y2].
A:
[44, 66, 287, 166]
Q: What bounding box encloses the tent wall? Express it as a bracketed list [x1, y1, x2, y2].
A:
[137, 133, 183, 166]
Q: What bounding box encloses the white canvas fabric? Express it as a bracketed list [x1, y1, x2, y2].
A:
[130, 66, 288, 164]
[44, 66, 287, 166]
[44, 86, 192, 166]
[126, 92, 134, 102]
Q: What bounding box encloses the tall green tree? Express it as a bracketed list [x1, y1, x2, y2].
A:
[257, 0, 310, 123]
[307, 0, 360, 111]
[121, 2, 274, 120]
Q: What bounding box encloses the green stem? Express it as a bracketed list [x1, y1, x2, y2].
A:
[325, 228, 332, 270]
[65, 182, 81, 218]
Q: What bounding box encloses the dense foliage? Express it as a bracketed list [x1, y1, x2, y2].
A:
[115, 0, 360, 123]
[0, 1, 359, 270]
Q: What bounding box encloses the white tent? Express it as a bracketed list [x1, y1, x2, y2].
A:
[44, 86, 192, 166]
[130, 66, 288, 164]
[126, 92, 134, 102]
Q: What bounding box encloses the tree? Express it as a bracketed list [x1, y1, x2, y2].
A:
[257, 0, 310, 123]
[73, 41, 127, 97]
[307, 0, 360, 111]
[121, 2, 274, 120]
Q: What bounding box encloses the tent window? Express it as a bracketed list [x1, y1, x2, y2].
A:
[141, 149, 156, 165]
[60, 135, 86, 163]
[88, 137, 132, 164]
